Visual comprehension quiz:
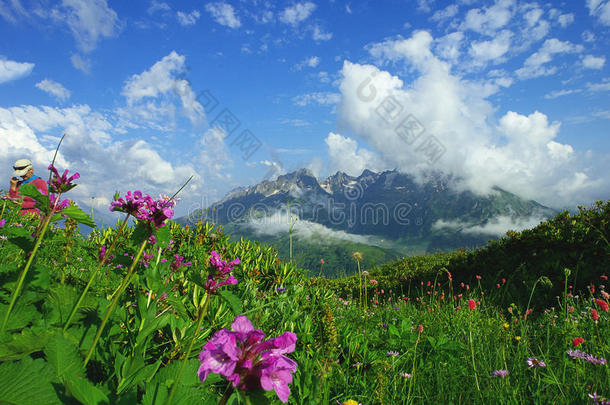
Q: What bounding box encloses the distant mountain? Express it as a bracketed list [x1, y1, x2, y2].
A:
[178, 168, 557, 275]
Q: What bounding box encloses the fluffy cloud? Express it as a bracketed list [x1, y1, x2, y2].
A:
[279, 2, 316, 25]
[468, 29, 512, 66]
[205, 2, 241, 28]
[35, 79, 71, 101]
[582, 55, 606, 69]
[433, 214, 548, 236]
[121, 51, 205, 125]
[461, 0, 515, 35]
[295, 56, 320, 70]
[325, 132, 385, 176]
[177, 10, 200, 26]
[312, 25, 332, 41]
[0, 58, 34, 84]
[52, 0, 122, 53]
[516, 38, 583, 79]
[587, 0, 610, 26]
[70, 54, 91, 73]
[335, 31, 608, 207]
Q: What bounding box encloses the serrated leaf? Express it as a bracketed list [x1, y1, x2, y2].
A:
[0, 326, 54, 361]
[44, 334, 85, 379]
[0, 357, 61, 404]
[154, 225, 171, 248]
[61, 206, 96, 228]
[18, 184, 50, 214]
[64, 373, 109, 405]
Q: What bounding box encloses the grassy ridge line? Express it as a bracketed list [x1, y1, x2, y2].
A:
[324, 200, 610, 309]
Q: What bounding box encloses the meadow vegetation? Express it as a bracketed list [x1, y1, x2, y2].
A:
[0, 165, 608, 404]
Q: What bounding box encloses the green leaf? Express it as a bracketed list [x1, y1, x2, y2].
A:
[0, 357, 61, 405]
[63, 373, 109, 405]
[44, 334, 85, 379]
[218, 289, 243, 314]
[61, 205, 96, 228]
[18, 184, 50, 214]
[0, 327, 54, 361]
[155, 224, 171, 248]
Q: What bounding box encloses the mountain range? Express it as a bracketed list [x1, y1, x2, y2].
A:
[177, 168, 557, 276]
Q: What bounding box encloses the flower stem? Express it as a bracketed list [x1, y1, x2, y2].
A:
[406, 330, 421, 404]
[0, 211, 53, 334]
[469, 313, 482, 399]
[84, 238, 147, 366]
[166, 293, 210, 405]
[63, 213, 130, 331]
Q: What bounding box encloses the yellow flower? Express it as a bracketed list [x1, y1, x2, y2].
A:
[514, 336, 521, 341]
[343, 401, 359, 405]
[503, 322, 510, 330]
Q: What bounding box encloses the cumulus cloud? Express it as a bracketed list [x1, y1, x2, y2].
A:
[325, 132, 385, 176]
[516, 38, 584, 79]
[279, 2, 316, 26]
[177, 10, 200, 26]
[121, 51, 205, 125]
[431, 4, 458, 22]
[582, 55, 606, 69]
[312, 25, 332, 41]
[461, 0, 515, 35]
[0, 58, 34, 84]
[334, 31, 608, 207]
[468, 29, 512, 66]
[35, 79, 71, 101]
[205, 2, 240, 28]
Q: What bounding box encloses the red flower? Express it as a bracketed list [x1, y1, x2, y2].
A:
[475, 275, 481, 280]
[417, 324, 424, 333]
[572, 337, 585, 347]
[468, 299, 476, 310]
[591, 309, 599, 321]
[595, 299, 609, 312]
[320, 259, 324, 264]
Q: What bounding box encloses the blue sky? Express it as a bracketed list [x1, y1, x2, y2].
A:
[1, 0, 609, 219]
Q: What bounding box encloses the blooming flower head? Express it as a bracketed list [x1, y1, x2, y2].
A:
[138, 196, 175, 229]
[417, 324, 424, 333]
[342, 400, 360, 405]
[595, 299, 609, 313]
[198, 315, 297, 403]
[386, 351, 399, 357]
[204, 250, 240, 294]
[492, 369, 509, 378]
[592, 309, 600, 321]
[110, 190, 147, 217]
[369, 279, 378, 285]
[320, 259, 324, 265]
[0, 218, 5, 228]
[526, 358, 546, 368]
[48, 164, 80, 194]
[170, 254, 192, 272]
[572, 337, 585, 347]
[49, 194, 70, 212]
[468, 299, 477, 310]
[399, 372, 412, 379]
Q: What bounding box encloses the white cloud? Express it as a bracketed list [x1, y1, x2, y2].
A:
[587, 79, 610, 92]
[35, 79, 71, 101]
[586, 0, 610, 26]
[312, 25, 332, 41]
[556, 13, 574, 27]
[292, 92, 340, 106]
[177, 10, 200, 26]
[148, 0, 170, 15]
[582, 55, 605, 69]
[544, 88, 582, 99]
[52, 0, 122, 53]
[205, 2, 240, 29]
[431, 4, 458, 22]
[468, 29, 512, 66]
[435, 31, 464, 63]
[0, 58, 34, 84]
[121, 51, 205, 125]
[70, 53, 91, 73]
[279, 2, 316, 26]
[325, 132, 384, 176]
[433, 214, 547, 236]
[461, 0, 515, 35]
[294, 55, 320, 70]
[334, 31, 608, 207]
[516, 38, 584, 79]
[582, 30, 595, 42]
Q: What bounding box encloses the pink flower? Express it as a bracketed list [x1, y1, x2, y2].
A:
[0, 218, 5, 228]
[468, 300, 476, 310]
[369, 279, 378, 285]
[417, 324, 423, 333]
[492, 369, 509, 378]
[48, 164, 80, 194]
[110, 190, 148, 217]
[595, 299, 609, 313]
[170, 254, 192, 272]
[591, 309, 599, 321]
[198, 315, 297, 403]
[205, 251, 240, 294]
[526, 358, 546, 368]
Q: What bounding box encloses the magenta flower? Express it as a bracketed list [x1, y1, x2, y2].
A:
[492, 369, 509, 378]
[137, 196, 175, 229]
[567, 350, 607, 365]
[170, 254, 192, 272]
[526, 358, 546, 368]
[0, 218, 5, 228]
[49, 194, 70, 212]
[48, 164, 80, 194]
[198, 315, 298, 403]
[110, 191, 148, 217]
[204, 251, 240, 294]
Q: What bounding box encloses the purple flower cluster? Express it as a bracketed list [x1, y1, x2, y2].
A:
[198, 315, 298, 403]
[204, 250, 239, 294]
[110, 191, 175, 229]
[49, 194, 70, 212]
[492, 369, 509, 378]
[0, 218, 5, 228]
[48, 164, 80, 194]
[170, 254, 192, 272]
[526, 357, 546, 368]
[567, 350, 607, 365]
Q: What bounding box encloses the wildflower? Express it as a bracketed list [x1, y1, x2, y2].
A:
[468, 299, 476, 310]
[362, 270, 369, 276]
[138, 196, 175, 229]
[572, 337, 585, 347]
[198, 315, 297, 403]
[276, 287, 286, 293]
[475, 275, 481, 280]
[320, 259, 324, 265]
[99, 246, 106, 262]
[147, 234, 157, 245]
[567, 349, 607, 365]
[0, 219, 5, 228]
[370, 279, 378, 285]
[204, 250, 239, 294]
[342, 400, 360, 405]
[352, 251, 362, 260]
[502, 322, 510, 330]
[526, 358, 546, 368]
[399, 372, 412, 378]
[386, 351, 399, 357]
[491, 369, 509, 378]
[601, 275, 609, 281]
[49, 194, 70, 212]
[569, 306, 574, 313]
[48, 164, 80, 194]
[170, 254, 192, 272]
[417, 324, 424, 333]
[514, 336, 521, 342]
[602, 291, 610, 300]
[591, 309, 600, 321]
[140, 251, 154, 267]
[110, 191, 147, 216]
[595, 299, 609, 312]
